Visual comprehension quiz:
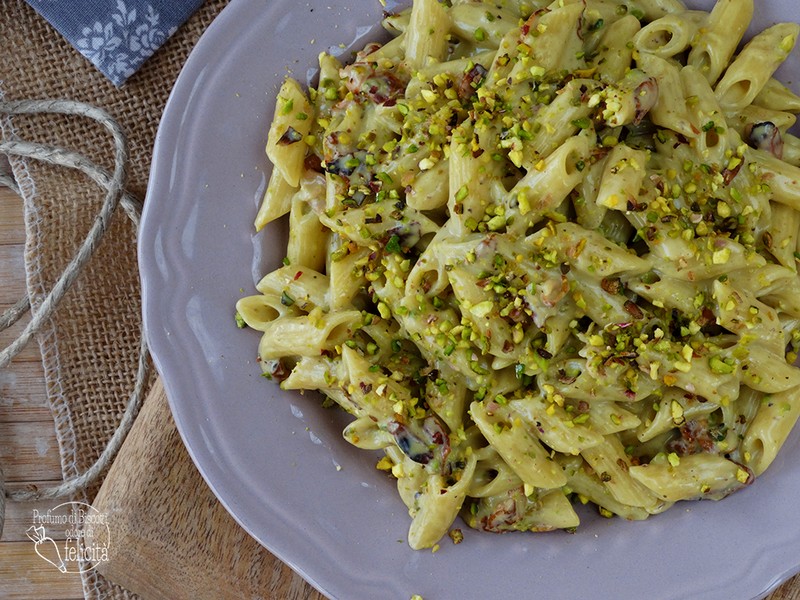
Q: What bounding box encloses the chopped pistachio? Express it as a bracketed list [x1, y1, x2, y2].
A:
[709, 355, 734, 374]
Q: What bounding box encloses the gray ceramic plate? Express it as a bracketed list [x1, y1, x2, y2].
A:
[140, 1, 800, 598]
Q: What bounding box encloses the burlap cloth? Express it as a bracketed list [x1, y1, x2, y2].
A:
[0, 1, 229, 597]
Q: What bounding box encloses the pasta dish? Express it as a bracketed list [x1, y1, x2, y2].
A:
[236, 0, 800, 549]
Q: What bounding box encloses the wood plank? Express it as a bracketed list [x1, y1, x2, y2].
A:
[773, 575, 800, 600]
[0, 181, 41, 365]
[0, 420, 63, 482]
[0, 185, 25, 246]
[0, 186, 82, 598]
[0, 360, 51, 422]
[0, 541, 84, 600]
[0, 245, 26, 305]
[1, 482, 73, 542]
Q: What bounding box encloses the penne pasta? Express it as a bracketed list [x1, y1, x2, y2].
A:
[237, 0, 800, 550]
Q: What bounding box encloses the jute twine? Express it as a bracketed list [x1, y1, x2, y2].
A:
[0, 99, 151, 539]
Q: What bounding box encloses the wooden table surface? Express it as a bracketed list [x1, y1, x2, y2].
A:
[1, 181, 800, 599]
[1, 185, 83, 598]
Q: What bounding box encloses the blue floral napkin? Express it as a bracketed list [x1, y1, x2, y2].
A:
[24, 0, 205, 86]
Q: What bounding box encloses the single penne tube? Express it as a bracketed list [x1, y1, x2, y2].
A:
[468, 446, 523, 498]
[404, 0, 450, 70]
[593, 15, 641, 82]
[628, 0, 686, 20]
[521, 79, 601, 164]
[257, 310, 362, 360]
[629, 453, 751, 502]
[739, 343, 800, 394]
[531, 489, 582, 530]
[782, 133, 800, 167]
[633, 12, 703, 58]
[343, 414, 394, 450]
[723, 264, 797, 297]
[287, 195, 329, 273]
[448, 266, 517, 358]
[636, 388, 719, 443]
[754, 77, 800, 112]
[742, 385, 800, 475]
[254, 170, 297, 231]
[405, 158, 449, 210]
[448, 4, 517, 46]
[628, 276, 707, 315]
[680, 64, 728, 163]
[516, 3, 585, 74]
[463, 484, 580, 532]
[425, 366, 470, 433]
[712, 279, 784, 356]
[593, 15, 642, 83]
[541, 221, 652, 277]
[763, 202, 800, 269]
[405, 51, 495, 98]
[313, 51, 343, 112]
[687, 0, 753, 84]
[581, 436, 662, 509]
[508, 133, 592, 226]
[327, 241, 370, 311]
[542, 357, 659, 403]
[470, 400, 568, 490]
[446, 121, 502, 236]
[235, 293, 295, 332]
[724, 385, 762, 442]
[540, 308, 575, 358]
[635, 53, 695, 137]
[319, 203, 438, 249]
[635, 343, 740, 405]
[594, 144, 649, 211]
[645, 233, 766, 281]
[559, 456, 655, 520]
[339, 346, 411, 420]
[747, 147, 800, 212]
[266, 78, 314, 187]
[508, 395, 605, 455]
[570, 272, 632, 325]
[715, 22, 800, 112]
[255, 264, 329, 311]
[281, 355, 342, 391]
[393, 449, 427, 509]
[407, 456, 476, 550]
